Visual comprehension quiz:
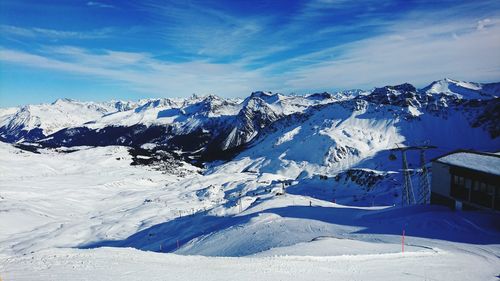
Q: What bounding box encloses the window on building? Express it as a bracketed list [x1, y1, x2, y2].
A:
[449, 171, 499, 210]
[451, 174, 468, 200]
[470, 180, 493, 209]
[480, 182, 487, 192]
[465, 178, 472, 189]
[486, 184, 493, 195]
[473, 180, 480, 191]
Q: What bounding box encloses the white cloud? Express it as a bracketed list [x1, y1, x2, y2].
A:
[268, 16, 500, 91]
[86, 1, 114, 8]
[1, 2, 499, 98]
[477, 18, 492, 31]
[135, 1, 275, 59]
[0, 47, 275, 97]
[0, 25, 112, 39]
[2, 14, 499, 99]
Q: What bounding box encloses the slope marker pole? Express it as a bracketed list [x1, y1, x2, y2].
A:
[402, 228, 405, 254]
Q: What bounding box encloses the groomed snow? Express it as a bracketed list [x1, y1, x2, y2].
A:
[1, 244, 497, 281]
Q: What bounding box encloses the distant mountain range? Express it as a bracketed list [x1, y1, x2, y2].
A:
[1, 78, 499, 207]
[1, 78, 499, 166]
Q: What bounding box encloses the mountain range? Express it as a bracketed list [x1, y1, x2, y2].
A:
[1, 78, 498, 161]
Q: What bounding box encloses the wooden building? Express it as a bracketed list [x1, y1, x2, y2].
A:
[431, 150, 500, 211]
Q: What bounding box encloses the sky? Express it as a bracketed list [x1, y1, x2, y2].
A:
[0, 0, 499, 107]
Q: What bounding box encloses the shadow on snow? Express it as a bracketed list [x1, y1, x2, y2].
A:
[78, 204, 500, 255]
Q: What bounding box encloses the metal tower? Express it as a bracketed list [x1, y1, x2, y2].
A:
[400, 148, 415, 206]
[390, 144, 436, 206]
[418, 149, 431, 204]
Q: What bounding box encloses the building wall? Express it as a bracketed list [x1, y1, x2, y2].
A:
[431, 162, 451, 196]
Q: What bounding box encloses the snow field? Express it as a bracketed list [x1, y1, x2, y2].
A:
[0, 138, 499, 280]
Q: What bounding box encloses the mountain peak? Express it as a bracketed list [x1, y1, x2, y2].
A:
[420, 78, 496, 100]
[250, 91, 273, 98]
[52, 98, 77, 105]
[372, 83, 417, 96]
[442, 77, 458, 83]
[1, 79, 498, 144]
[248, 91, 281, 104]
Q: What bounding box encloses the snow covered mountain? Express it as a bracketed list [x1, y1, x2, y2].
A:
[0, 90, 352, 145]
[0, 98, 136, 142]
[1, 79, 498, 161]
[0, 78, 497, 202]
[421, 78, 500, 100]
[1, 79, 499, 280]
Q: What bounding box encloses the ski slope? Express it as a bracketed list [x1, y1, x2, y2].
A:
[0, 142, 499, 280]
[2, 244, 498, 281]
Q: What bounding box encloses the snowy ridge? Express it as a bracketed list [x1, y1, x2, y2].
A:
[421, 78, 499, 100]
[0, 79, 496, 145]
[0, 99, 133, 142]
[0, 79, 498, 171]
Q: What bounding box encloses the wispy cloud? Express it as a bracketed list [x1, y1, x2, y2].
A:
[1, 0, 499, 103]
[0, 46, 274, 97]
[274, 16, 500, 90]
[477, 18, 494, 31]
[133, 1, 277, 60]
[86, 1, 114, 9]
[0, 25, 113, 39]
[1, 14, 499, 98]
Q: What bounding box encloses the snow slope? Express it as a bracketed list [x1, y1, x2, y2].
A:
[2, 244, 498, 281]
[206, 91, 499, 208]
[421, 78, 499, 99]
[0, 142, 499, 280]
[0, 142, 198, 255]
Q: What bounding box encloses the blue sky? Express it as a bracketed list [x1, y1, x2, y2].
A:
[1, 0, 499, 106]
